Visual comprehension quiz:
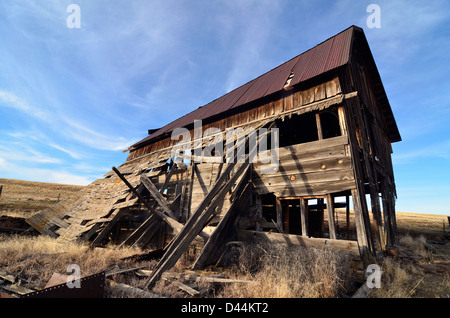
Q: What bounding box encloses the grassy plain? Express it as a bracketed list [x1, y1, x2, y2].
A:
[0, 178, 448, 298]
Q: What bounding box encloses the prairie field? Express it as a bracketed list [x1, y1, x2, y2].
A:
[0, 178, 448, 298]
[0, 178, 84, 217]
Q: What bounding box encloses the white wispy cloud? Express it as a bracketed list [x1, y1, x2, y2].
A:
[0, 157, 92, 185]
[393, 139, 450, 164]
[0, 143, 63, 165]
[60, 116, 134, 152]
[0, 89, 133, 152]
[0, 90, 49, 121]
[48, 143, 83, 160]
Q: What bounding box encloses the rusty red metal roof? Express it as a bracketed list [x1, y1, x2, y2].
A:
[131, 26, 398, 149]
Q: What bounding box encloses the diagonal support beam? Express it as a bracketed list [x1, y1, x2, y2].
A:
[145, 162, 250, 290]
[112, 167, 183, 235]
[192, 180, 250, 270]
[140, 174, 175, 219]
[112, 167, 209, 242]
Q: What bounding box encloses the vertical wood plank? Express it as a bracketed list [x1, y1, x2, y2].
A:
[275, 197, 283, 233]
[338, 106, 348, 136]
[300, 198, 308, 237]
[351, 189, 370, 266]
[316, 113, 323, 140]
[346, 195, 350, 240]
[326, 79, 337, 97]
[293, 90, 303, 108]
[326, 194, 337, 239]
[303, 87, 315, 104]
[255, 193, 263, 231]
[314, 83, 326, 101]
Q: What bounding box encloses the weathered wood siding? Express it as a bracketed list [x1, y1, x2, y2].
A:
[127, 77, 342, 161]
[252, 135, 355, 197]
[190, 163, 232, 223]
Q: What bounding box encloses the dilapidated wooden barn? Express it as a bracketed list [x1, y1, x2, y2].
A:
[26, 25, 401, 287]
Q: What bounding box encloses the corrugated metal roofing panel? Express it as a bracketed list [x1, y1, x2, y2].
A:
[131, 26, 356, 149]
[262, 55, 302, 98]
[290, 27, 352, 86]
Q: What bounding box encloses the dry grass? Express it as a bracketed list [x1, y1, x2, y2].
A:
[396, 212, 448, 239]
[1, 178, 449, 298]
[0, 234, 141, 292]
[218, 243, 353, 298]
[369, 256, 420, 298]
[369, 234, 450, 298]
[398, 234, 428, 258]
[0, 178, 84, 217]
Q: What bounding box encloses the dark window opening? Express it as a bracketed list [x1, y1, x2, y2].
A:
[277, 112, 318, 147]
[261, 193, 277, 225]
[319, 109, 342, 139]
[307, 199, 324, 237]
[276, 108, 343, 148]
[281, 199, 302, 235]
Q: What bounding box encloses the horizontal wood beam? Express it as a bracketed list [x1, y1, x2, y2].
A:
[237, 230, 360, 255]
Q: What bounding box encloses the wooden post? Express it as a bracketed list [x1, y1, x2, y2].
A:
[255, 194, 262, 231]
[275, 197, 283, 233]
[318, 198, 325, 236]
[346, 195, 350, 240]
[315, 113, 323, 140]
[186, 162, 196, 220]
[300, 198, 308, 237]
[351, 189, 371, 267]
[380, 177, 395, 247]
[326, 194, 337, 239]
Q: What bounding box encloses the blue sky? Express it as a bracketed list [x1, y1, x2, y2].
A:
[0, 0, 449, 215]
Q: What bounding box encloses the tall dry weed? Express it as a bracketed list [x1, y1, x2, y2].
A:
[398, 234, 429, 258]
[220, 243, 352, 298]
[0, 234, 140, 289]
[369, 234, 428, 298]
[368, 257, 421, 298]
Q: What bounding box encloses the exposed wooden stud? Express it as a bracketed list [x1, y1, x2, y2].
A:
[145, 162, 250, 290]
[111, 166, 208, 240]
[346, 195, 350, 240]
[140, 174, 176, 219]
[316, 113, 323, 140]
[300, 198, 308, 237]
[192, 180, 250, 270]
[275, 197, 283, 233]
[326, 194, 337, 239]
[351, 189, 372, 267]
[90, 209, 127, 246]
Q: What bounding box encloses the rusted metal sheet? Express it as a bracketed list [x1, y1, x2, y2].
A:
[21, 272, 105, 298]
